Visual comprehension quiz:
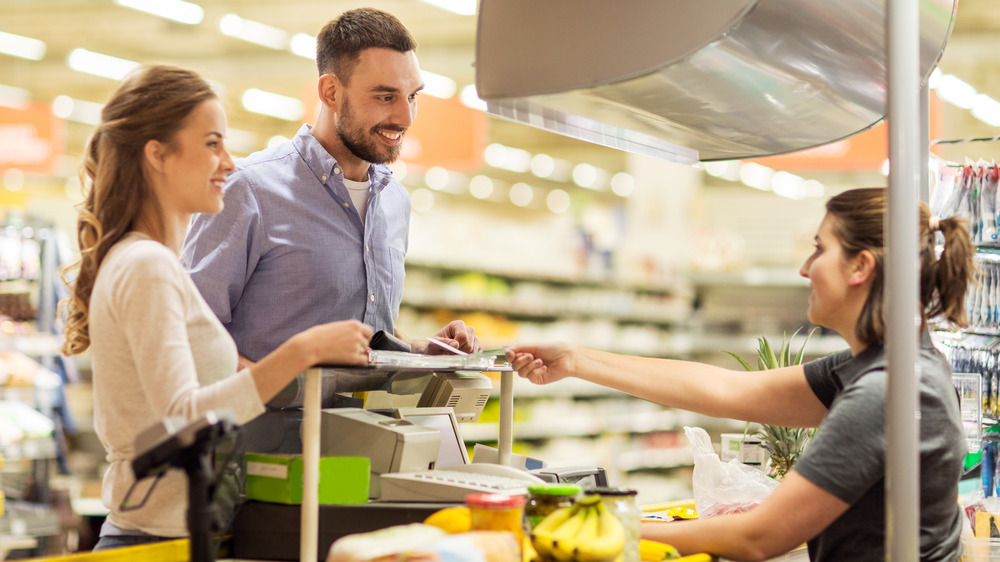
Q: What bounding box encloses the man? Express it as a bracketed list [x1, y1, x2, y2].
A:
[183, 8, 480, 374]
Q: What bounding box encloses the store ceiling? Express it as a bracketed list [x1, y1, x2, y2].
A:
[2, 0, 1000, 188]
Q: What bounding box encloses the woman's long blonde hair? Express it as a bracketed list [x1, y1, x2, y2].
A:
[61, 65, 217, 355]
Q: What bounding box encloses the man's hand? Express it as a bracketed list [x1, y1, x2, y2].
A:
[421, 320, 482, 354]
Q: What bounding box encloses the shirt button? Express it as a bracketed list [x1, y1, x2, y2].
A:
[334, 168, 341, 175]
[343, 202, 350, 208]
[370, 293, 375, 302]
[365, 245, 369, 252]
[321, 175, 327, 182]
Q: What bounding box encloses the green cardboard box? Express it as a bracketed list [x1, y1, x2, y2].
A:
[244, 453, 369, 505]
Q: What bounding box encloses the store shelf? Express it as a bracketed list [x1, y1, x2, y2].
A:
[1, 437, 57, 461]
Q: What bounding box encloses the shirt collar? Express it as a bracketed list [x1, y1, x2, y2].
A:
[292, 123, 394, 194]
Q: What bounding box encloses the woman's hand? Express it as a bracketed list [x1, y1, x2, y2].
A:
[305, 320, 373, 366]
[506, 342, 577, 385]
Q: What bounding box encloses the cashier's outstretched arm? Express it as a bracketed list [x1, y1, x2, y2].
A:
[507, 342, 827, 428]
[640, 471, 849, 560]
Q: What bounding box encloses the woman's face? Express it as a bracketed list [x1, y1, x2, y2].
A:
[799, 214, 859, 333]
[156, 98, 234, 216]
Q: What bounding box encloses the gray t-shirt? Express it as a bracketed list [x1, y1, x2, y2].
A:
[797, 332, 964, 561]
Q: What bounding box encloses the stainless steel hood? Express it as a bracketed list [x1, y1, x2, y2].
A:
[474, 0, 958, 163]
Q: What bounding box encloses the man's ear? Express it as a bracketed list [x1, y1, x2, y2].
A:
[318, 74, 339, 110]
[143, 139, 166, 174]
[849, 249, 877, 287]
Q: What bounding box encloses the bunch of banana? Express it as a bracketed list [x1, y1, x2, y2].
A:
[639, 539, 682, 561]
[529, 494, 625, 562]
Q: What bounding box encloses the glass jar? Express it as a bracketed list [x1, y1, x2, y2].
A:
[593, 487, 641, 562]
[466, 493, 526, 544]
[523, 483, 581, 533]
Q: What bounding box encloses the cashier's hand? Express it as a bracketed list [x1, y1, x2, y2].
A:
[423, 320, 483, 355]
[506, 342, 576, 385]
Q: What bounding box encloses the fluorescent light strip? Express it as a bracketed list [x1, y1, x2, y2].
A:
[114, 0, 204, 24]
[241, 88, 303, 121]
[52, 95, 103, 125]
[0, 84, 30, 110]
[67, 48, 139, 80]
[220, 14, 289, 50]
[290, 33, 316, 60]
[0, 30, 46, 61]
[417, 0, 477, 16]
[420, 70, 456, 99]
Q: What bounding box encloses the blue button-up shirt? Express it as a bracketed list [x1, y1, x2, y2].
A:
[183, 124, 410, 362]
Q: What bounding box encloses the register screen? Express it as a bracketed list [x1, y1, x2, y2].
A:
[403, 413, 467, 469]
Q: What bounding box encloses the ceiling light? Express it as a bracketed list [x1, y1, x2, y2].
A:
[225, 128, 259, 154]
[971, 94, 1000, 127]
[290, 33, 316, 59]
[771, 170, 806, 199]
[703, 161, 728, 177]
[935, 74, 977, 109]
[51, 95, 103, 125]
[267, 135, 289, 148]
[610, 172, 635, 197]
[220, 14, 289, 50]
[416, 0, 477, 16]
[421, 70, 456, 99]
[411, 188, 435, 212]
[509, 182, 533, 207]
[425, 166, 450, 190]
[114, 0, 204, 24]
[4, 169, 25, 192]
[530, 154, 555, 178]
[546, 189, 571, 213]
[460, 84, 486, 110]
[739, 162, 774, 190]
[67, 48, 139, 80]
[241, 88, 303, 121]
[388, 161, 408, 182]
[572, 163, 597, 188]
[0, 31, 46, 61]
[469, 175, 493, 199]
[0, 84, 30, 110]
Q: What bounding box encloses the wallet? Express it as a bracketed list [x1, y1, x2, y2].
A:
[369, 330, 411, 353]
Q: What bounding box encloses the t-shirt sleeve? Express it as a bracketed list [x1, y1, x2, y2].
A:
[803, 349, 851, 408]
[111, 246, 264, 424]
[182, 171, 262, 324]
[792, 371, 886, 504]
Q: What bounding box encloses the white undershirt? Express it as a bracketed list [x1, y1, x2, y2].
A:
[344, 178, 371, 223]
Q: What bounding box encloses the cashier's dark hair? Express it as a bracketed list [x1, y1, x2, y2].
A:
[315, 8, 417, 83]
[825, 187, 976, 346]
[61, 64, 217, 356]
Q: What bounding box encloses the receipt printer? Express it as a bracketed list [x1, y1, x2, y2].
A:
[320, 408, 440, 498]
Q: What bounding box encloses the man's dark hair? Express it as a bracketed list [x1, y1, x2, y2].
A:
[316, 8, 417, 83]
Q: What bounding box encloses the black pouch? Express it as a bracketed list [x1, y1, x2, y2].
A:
[370, 330, 411, 353]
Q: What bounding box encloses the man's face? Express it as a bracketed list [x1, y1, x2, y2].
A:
[335, 47, 423, 165]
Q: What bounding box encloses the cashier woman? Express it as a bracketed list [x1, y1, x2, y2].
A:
[509, 188, 972, 561]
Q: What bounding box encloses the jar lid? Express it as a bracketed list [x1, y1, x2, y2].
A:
[591, 486, 638, 496]
[527, 483, 581, 496]
[465, 493, 526, 508]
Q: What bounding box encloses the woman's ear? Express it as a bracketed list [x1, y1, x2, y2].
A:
[849, 249, 877, 287]
[143, 139, 166, 174]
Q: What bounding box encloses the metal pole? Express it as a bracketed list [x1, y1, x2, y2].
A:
[920, 81, 930, 204]
[301, 368, 321, 562]
[885, 0, 921, 559]
[498, 371, 513, 466]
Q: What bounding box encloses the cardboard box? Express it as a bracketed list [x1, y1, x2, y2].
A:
[245, 453, 369, 505]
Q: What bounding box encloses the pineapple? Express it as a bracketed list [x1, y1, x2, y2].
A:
[724, 329, 817, 480]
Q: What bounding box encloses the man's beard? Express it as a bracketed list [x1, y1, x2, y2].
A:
[337, 96, 403, 164]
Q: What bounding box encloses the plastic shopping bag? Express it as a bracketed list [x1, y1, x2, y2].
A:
[684, 426, 779, 517]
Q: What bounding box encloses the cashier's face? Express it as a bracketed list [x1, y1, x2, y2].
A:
[799, 214, 858, 332]
[335, 48, 423, 165]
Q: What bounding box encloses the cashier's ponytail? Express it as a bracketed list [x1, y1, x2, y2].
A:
[61, 65, 217, 355]
[825, 187, 976, 347]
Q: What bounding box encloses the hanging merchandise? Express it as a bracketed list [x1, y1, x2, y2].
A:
[931, 158, 1000, 246]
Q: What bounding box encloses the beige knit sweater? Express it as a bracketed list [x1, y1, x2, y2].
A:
[89, 232, 265, 537]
